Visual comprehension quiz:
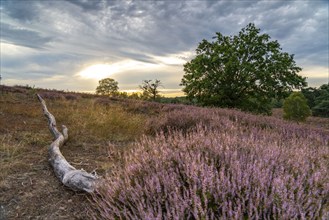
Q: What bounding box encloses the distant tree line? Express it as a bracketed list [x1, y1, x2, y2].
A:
[95, 78, 165, 101]
[302, 84, 329, 117]
[95, 77, 328, 120]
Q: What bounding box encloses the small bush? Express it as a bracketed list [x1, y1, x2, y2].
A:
[283, 92, 311, 122]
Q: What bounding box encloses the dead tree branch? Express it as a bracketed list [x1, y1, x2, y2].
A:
[37, 94, 98, 193]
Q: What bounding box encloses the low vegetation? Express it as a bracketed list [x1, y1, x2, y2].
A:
[91, 105, 329, 219]
[1, 85, 328, 219]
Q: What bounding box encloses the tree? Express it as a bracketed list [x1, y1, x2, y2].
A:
[302, 84, 329, 118]
[312, 84, 329, 117]
[283, 92, 311, 122]
[139, 79, 162, 101]
[301, 87, 321, 108]
[312, 100, 329, 118]
[96, 78, 119, 96]
[181, 23, 306, 114]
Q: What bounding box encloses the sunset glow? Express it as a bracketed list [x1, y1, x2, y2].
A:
[78, 64, 116, 79]
[77, 61, 157, 80]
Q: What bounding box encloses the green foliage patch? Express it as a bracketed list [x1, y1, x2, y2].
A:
[283, 92, 311, 122]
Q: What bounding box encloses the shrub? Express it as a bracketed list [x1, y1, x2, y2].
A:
[39, 91, 64, 100]
[146, 106, 215, 135]
[89, 104, 329, 219]
[283, 92, 311, 122]
[90, 121, 329, 219]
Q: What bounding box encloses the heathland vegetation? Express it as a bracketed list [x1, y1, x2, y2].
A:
[0, 85, 328, 219]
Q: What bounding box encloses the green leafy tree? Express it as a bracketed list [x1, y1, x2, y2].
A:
[96, 78, 119, 96]
[181, 23, 306, 114]
[312, 84, 329, 117]
[283, 92, 311, 122]
[301, 84, 329, 117]
[312, 100, 329, 118]
[301, 87, 321, 108]
[139, 79, 162, 101]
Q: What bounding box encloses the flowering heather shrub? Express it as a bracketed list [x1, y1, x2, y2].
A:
[146, 106, 218, 135]
[64, 93, 81, 100]
[94, 97, 117, 107]
[39, 91, 65, 100]
[124, 100, 164, 115]
[90, 107, 329, 219]
[0, 85, 34, 94]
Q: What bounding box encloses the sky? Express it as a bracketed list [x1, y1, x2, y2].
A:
[0, 0, 328, 96]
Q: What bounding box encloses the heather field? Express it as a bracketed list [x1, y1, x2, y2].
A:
[1, 86, 329, 219]
[92, 107, 329, 219]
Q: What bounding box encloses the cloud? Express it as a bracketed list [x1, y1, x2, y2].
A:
[0, 0, 41, 22]
[0, 0, 328, 92]
[64, 0, 105, 11]
[0, 23, 53, 49]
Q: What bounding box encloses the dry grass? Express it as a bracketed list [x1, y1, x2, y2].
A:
[44, 98, 147, 142]
[0, 89, 148, 219]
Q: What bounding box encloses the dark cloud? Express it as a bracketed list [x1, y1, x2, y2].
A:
[64, 0, 105, 11]
[0, 0, 41, 22]
[0, 23, 53, 49]
[1, 51, 83, 80]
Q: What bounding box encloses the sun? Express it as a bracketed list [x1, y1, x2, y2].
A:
[78, 64, 116, 80]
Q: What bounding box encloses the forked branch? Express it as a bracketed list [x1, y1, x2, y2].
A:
[37, 94, 99, 193]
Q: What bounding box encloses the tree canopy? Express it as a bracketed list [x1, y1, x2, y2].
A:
[96, 78, 119, 96]
[303, 84, 329, 117]
[181, 23, 307, 114]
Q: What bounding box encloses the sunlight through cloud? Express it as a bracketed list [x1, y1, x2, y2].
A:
[77, 60, 157, 80]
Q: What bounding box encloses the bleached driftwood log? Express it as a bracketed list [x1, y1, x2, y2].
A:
[37, 94, 98, 193]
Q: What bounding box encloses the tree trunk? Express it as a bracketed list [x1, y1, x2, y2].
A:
[37, 94, 99, 193]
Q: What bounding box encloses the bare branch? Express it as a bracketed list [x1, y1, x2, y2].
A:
[37, 94, 99, 193]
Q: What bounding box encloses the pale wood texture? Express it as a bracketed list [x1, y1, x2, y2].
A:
[37, 94, 98, 193]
